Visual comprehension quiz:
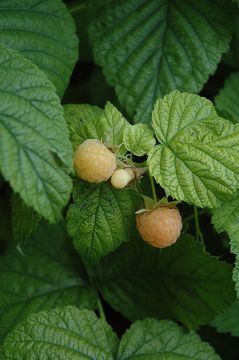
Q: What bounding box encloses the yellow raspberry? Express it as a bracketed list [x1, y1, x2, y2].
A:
[111, 168, 135, 189]
[74, 139, 117, 183]
[136, 206, 182, 248]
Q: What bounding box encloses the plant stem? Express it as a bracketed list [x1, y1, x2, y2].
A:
[183, 209, 207, 224]
[149, 175, 157, 203]
[194, 205, 204, 243]
[69, 3, 86, 15]
[97, 298, 106, 321]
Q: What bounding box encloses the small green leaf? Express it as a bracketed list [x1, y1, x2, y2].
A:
[67, 179, 141, 263]
[90, 234, 235, 328]
[215, 72, 239, 123]
[0, 221, 98, 338]
[89, 0, 232, 123]
[118, 319, 220, 360]
[212, 300, 239, 337]
[123, 124, 156, 156]
[0, 44, 73, 222]
[65, 102, 128, 150]
[148, 90, 239, 208]
[100, 101, 128, 147]
[11, 194, 41, 245]
[0, 0, 79, 97]
[2, 307, 118, 360]
[64, 104, 104, 150]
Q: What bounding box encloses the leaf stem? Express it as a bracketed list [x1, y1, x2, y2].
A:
[149, 175, 157, 203]
[194, 205, 204, 243]
[97, 298, 106, 322]
[69, 3, 86, 15]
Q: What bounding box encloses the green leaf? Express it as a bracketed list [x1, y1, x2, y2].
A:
[90, 234, 235, 328]
[0, 43, 73, 222]
[123, 124, 156, 156]
[11, 194, 41, 245]
[212, 300, 239, 337]
[211, 193, 239, 298]
[100, 101, 128, 147]
[118, 319, 220, 360]
[89, 0, 232, 123]
[212, 191, 239, 255]
[64, 104, 104, 150]
[65, 102, 128, 150]
[0, 0, 78, 97]
[67, 179, 141, 263]
[148, 90, 239, 208]
[0, 221, 98, 339]
[0, 192, 11, 246]
[2, 307, 118, 360]
[233, 257, 239, 297]
[223, 16, 239, 69]
[215, 72, 239, 123]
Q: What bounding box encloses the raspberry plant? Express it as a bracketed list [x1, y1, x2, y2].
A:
[0, 0, 239, 359]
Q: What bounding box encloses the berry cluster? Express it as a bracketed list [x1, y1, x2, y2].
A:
[73, 139, 182, 248]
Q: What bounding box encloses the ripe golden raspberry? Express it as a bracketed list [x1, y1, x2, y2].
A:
[74, 139, 117, 183]
[136, 206, 182, 248]
[111, 168, 135, 189]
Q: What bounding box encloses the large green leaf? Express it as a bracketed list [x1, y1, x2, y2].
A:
[0, 44, 73, 222]
[65, 101, 128, 150]
[2, 307, 119, 359]
[215, 72, 239, 123]
[2, 306, 220, 359]
[0, 0, 78, 97]
[148, 91, 239, 208]
[11, 194, 41, 245]
[89, 0, 232, 123]
[67, 179, 141, 263]
[118, 319, 220, 360]
[212, 300, 239, 337]
[90, 234, 235, 328]
[0, 221, 98, 339]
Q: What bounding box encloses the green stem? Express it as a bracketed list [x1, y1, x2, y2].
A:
[194, 205, 204, 243]
[97, 298, 106, 321]
[69, 3, 86, 15]
[149, 175, 157, 203]
[183, 209, 207, 224]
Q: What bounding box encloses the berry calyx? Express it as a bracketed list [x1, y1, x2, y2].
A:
[74, 139, 117, 183]
[136, 206, 182, 248]
[111, 168, 135, 189]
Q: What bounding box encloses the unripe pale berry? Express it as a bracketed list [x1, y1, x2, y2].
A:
[111, 168, 135, 189]
[74, 139, 117, 183]
[136, 206, 182, 248]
